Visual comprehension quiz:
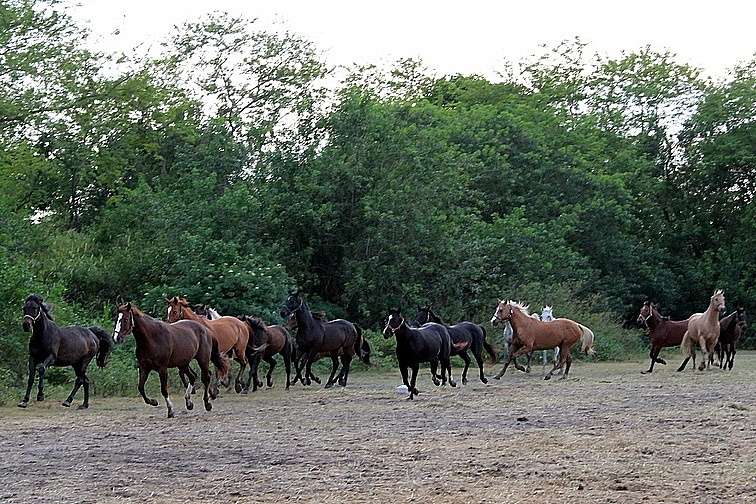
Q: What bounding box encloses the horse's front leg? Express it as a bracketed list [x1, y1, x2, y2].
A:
[458, 351, 471, 385]
[429, 360, 441, 386]
[698, 337, 709, 371]
[408, 364, 420, 399]
[234, 355, 247, 394]
[544, 347, 566, 380]
[524, 352, 532, 373]
[35, 354, 55, 402]
[324, 354, 340, 389]
[179, 366, 195, 410]
[18, 357, 37, 408]
[138, 367, 158, 406]
[158, 369, 175, 418]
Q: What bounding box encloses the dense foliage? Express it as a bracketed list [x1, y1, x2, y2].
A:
[1, 2, 753, 399]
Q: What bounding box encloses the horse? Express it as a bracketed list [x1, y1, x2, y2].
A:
[490, 300, 596, 380]
[383, 307, 456, 400]
[239, 316, 294, 391]
[637, 301, 689, 374]
[413, 306, 495, 384]
[166, 296, 249, 393]
[113, 302, 228, 417]
[280, 290, 368, 388]
[18, 294, 113, 409]
[712, 307, 746, 370]
[193, 304, 222, 320]
[677, 289, 725, 372]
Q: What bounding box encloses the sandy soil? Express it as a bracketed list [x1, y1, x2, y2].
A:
[1, 352, 755, 503]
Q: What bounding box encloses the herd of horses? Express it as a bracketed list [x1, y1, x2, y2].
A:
[15, 288, 746, 417]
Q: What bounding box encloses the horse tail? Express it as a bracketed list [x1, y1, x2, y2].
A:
[210, 336, 230, 379]
[90, 326, 114, 368]
[354, 324, 371, 364]
[480, 325, 497, 363]
[578, 324, 597, 356]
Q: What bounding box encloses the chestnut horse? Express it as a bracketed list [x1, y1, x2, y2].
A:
[637, 301, 689, 374]
[113, 302, 228, 417]
[677, 289, 725, 372]
[490, 300, 595, 380]
[166, 297, 249, 393]
[240, 316, 294, 391]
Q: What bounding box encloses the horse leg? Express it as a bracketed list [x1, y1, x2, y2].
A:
[459, 351, 471, 385]
[561, 352, 573, 380]
[157, 369, 174, 418]
[444, 356, 456, 388]
[399, 364, 410, 392]
[283, 346, 292, 390]
[728, 345, 736, 370]
[429, 360, 441, 386]
[473, 349, 487, 384]
[18, 357, 37, 408]
[234, 354, 247, 394]
[265, 355, 277, 388]
[180, 366, 194, 410]
[493, 345, 517, 379]
[197, 358, 213, 412]
[642, 346, 660, 374]
[544, 347, 567, 381]
[525, 352, 532, 373]
[698, 336, 708, 371]
[249, 353, 262, 392]
[338, 355, 352, 387]
[138, 367, 158, 406]
[63, 363, 85, 408]
[36, 354, 54, 402]
[408, 364, 420, 400]
[324, 354, 340, 389]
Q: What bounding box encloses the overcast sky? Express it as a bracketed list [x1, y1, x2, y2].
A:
[72, 0, 755, 80]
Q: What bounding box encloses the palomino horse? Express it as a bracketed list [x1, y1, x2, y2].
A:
[113, 302, 229, 417]
[383, 307, 456, 400]
[677, 289, 725, 372]
[166, 296, 249, 393]
[637, 301, 689, 374]
[280, 291, 368, 388]
[413, 306, 495, 384]
[490, 300, 596, 380]
[19, 294, 113, 409]
[711, 306, 746, 370]
[240, 316, 294, 391]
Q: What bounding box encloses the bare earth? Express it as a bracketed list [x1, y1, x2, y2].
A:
[1, 352, 755, 504]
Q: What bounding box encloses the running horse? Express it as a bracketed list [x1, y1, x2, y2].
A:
[113, 302, 228, 417]
[166, 296, 249, 393]
[711, 306, 746, 370]
[18, 294, 113, 409]
[637, 301, 689, 374]
[413, 306, 495, 384]
[677, 289, 725, 372]
[239, 316, 294, 391]
[280, 290, 368, 388]
[490, 300, 596, 380]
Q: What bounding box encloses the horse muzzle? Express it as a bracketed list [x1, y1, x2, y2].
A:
[22, 319, 32, 332]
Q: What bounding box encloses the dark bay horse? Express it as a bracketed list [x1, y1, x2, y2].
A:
[712, 307, 747, 370]
[490, 300, 595, 380]
[413, 306, 496, 384]
[383, 307, 455, 400]
[637, 301, 689, 374]
[18, 294, 113, 409]
[240, 316, 294, 391]
[280, 291, 368, 388]
[114, 302, 228, 418]
[167, 296, 249, 393]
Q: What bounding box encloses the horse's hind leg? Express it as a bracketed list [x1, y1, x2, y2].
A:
[180, 366, 194, 410]
[458, 351, 471, 385]
[138, 367, 158, 407]
[338, 355, 352, 387]
[324, 354, 340, 389]
[560, 352, 572, 380]
[197, 359, 213, 412]
[158, 369, 175, 418]
[18, 357, 37, 408]
[283, 346, 292, 390]
[525, 352, 532, 373]
[698, 337, 709, 371]
[473, 349, 487, 384]
[429, 360, 441, 386]
[63, 364, 84, 408]
[408, 364, 420, 399]
[445, 358, 456, 388]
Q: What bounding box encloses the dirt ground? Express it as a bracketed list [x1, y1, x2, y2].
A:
[1, 352, 755, 504]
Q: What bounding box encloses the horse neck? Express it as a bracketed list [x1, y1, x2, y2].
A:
[703, 301, 720, 321]
[509, 308, 533, 332]
[32, 314, 55, 342]
[393, 321, 413, 342]
[720, 312, 736, 331]
[132, 312, 161, 349]
[646, 308, 663, 329]
[294, 301, 320, 336]
[180, 306, 202, 322]
[428, 310, 443, 324]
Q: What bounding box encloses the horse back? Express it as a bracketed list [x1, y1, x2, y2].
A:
[319, 319, 358, 354]
[205, 316, 249, 352]
[656, 319, 688, 346]
[45, 325, 99, 366]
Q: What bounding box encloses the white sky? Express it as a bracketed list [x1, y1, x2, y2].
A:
[72, 0, 755, 80]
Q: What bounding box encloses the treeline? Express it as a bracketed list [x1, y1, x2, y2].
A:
[1, 1, 754, 392]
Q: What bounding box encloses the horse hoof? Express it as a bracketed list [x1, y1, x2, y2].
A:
[406, 395, 414, 401]
[167, 410, 175, 419]
[324, 382, 334, 389]
[449, 380, 457, 388]
[62, 401, 71, 408]
[481, 377, 488, 384]
[149, 399, 159, 407]
[234, 382, 242, 393]
[525, 368, 531, 374]
[186, 401, 194, 410]
[77, 404, 89, 410]
[432, 379, 440, 386]
[17, 401, 28, 408]
[240, 388, 249, 395]
[493, 375, 501, 380]
[204, 402, 212, 412]
[544, 375, 551, 381]
[462, 378, 468, 385]
[36, 395, 44, 402]
[191, 386, 197, 394]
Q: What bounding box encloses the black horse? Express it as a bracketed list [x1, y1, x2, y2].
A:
[18, 294, 113, 409]
[280, 290, 369, 388]
[383, 307, 455, 400]
[413, 306, 496, 384]
[712, 307, 747, 370]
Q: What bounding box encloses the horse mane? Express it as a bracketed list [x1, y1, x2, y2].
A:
[508, 300, 530, 316]
[720, 311, 738, 331]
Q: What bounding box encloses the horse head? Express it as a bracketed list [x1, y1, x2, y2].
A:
[541, 305, 554, 322]
[113, 302, 137, 343]
[711, 289, 726, 314]
[413, 305, 433, 325]
[383, 307, 405, 339]
[165, 296, 190, 322]
[490, 299, 512, 327]
[22, 294, 52, 332]
[637, 301, 653, 327]
[280, 290, 304, 318]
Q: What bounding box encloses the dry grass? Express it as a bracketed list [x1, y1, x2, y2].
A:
[1, 353, 755, 503]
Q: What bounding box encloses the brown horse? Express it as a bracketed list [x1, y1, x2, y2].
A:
[113, 302, 229, 417]
[239, 316, 294, 391]
[677, 289, 725, 372]
[166, 297, 249, 393]
[490, 300, 595, 380]
[637, 301, 689, 374]
[711, 307, 746, 369]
